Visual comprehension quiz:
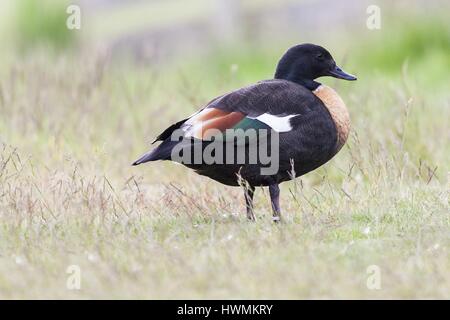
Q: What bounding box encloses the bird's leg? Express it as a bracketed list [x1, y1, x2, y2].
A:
[244, 185, 256, 221]
[269, 184, 281, 222]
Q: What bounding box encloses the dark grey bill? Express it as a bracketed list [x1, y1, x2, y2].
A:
[328, 65, 357, 81]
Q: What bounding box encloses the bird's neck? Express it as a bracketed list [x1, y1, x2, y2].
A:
[275, 73, 321, 91]
[291, 78, 321, 91]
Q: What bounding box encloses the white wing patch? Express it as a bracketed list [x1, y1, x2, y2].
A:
[250, 113, 297, 132]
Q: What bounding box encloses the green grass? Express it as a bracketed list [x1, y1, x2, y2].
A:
[0, 12, 449, 299]
[13, 0, 75, 51]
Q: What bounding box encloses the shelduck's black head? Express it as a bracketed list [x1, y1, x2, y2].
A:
[274, 43, 357, 90]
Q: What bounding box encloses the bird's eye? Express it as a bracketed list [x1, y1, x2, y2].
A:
[316, 53, 325, 60]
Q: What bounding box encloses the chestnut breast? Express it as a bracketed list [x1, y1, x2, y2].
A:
[313, 85, 350, 151]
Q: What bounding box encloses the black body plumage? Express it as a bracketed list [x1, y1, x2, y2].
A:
[135, 79, 337, 186]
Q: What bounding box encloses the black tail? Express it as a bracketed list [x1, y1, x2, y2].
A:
[132, 139, 178, 166]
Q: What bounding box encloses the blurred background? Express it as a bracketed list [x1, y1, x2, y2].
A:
[0, 0, 449, 299]
[1, 0, 449, 78]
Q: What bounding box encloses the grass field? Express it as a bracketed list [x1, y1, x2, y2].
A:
[0, 3, 449, 299]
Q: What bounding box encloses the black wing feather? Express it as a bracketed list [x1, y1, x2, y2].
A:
[151, 118, 189, 144]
